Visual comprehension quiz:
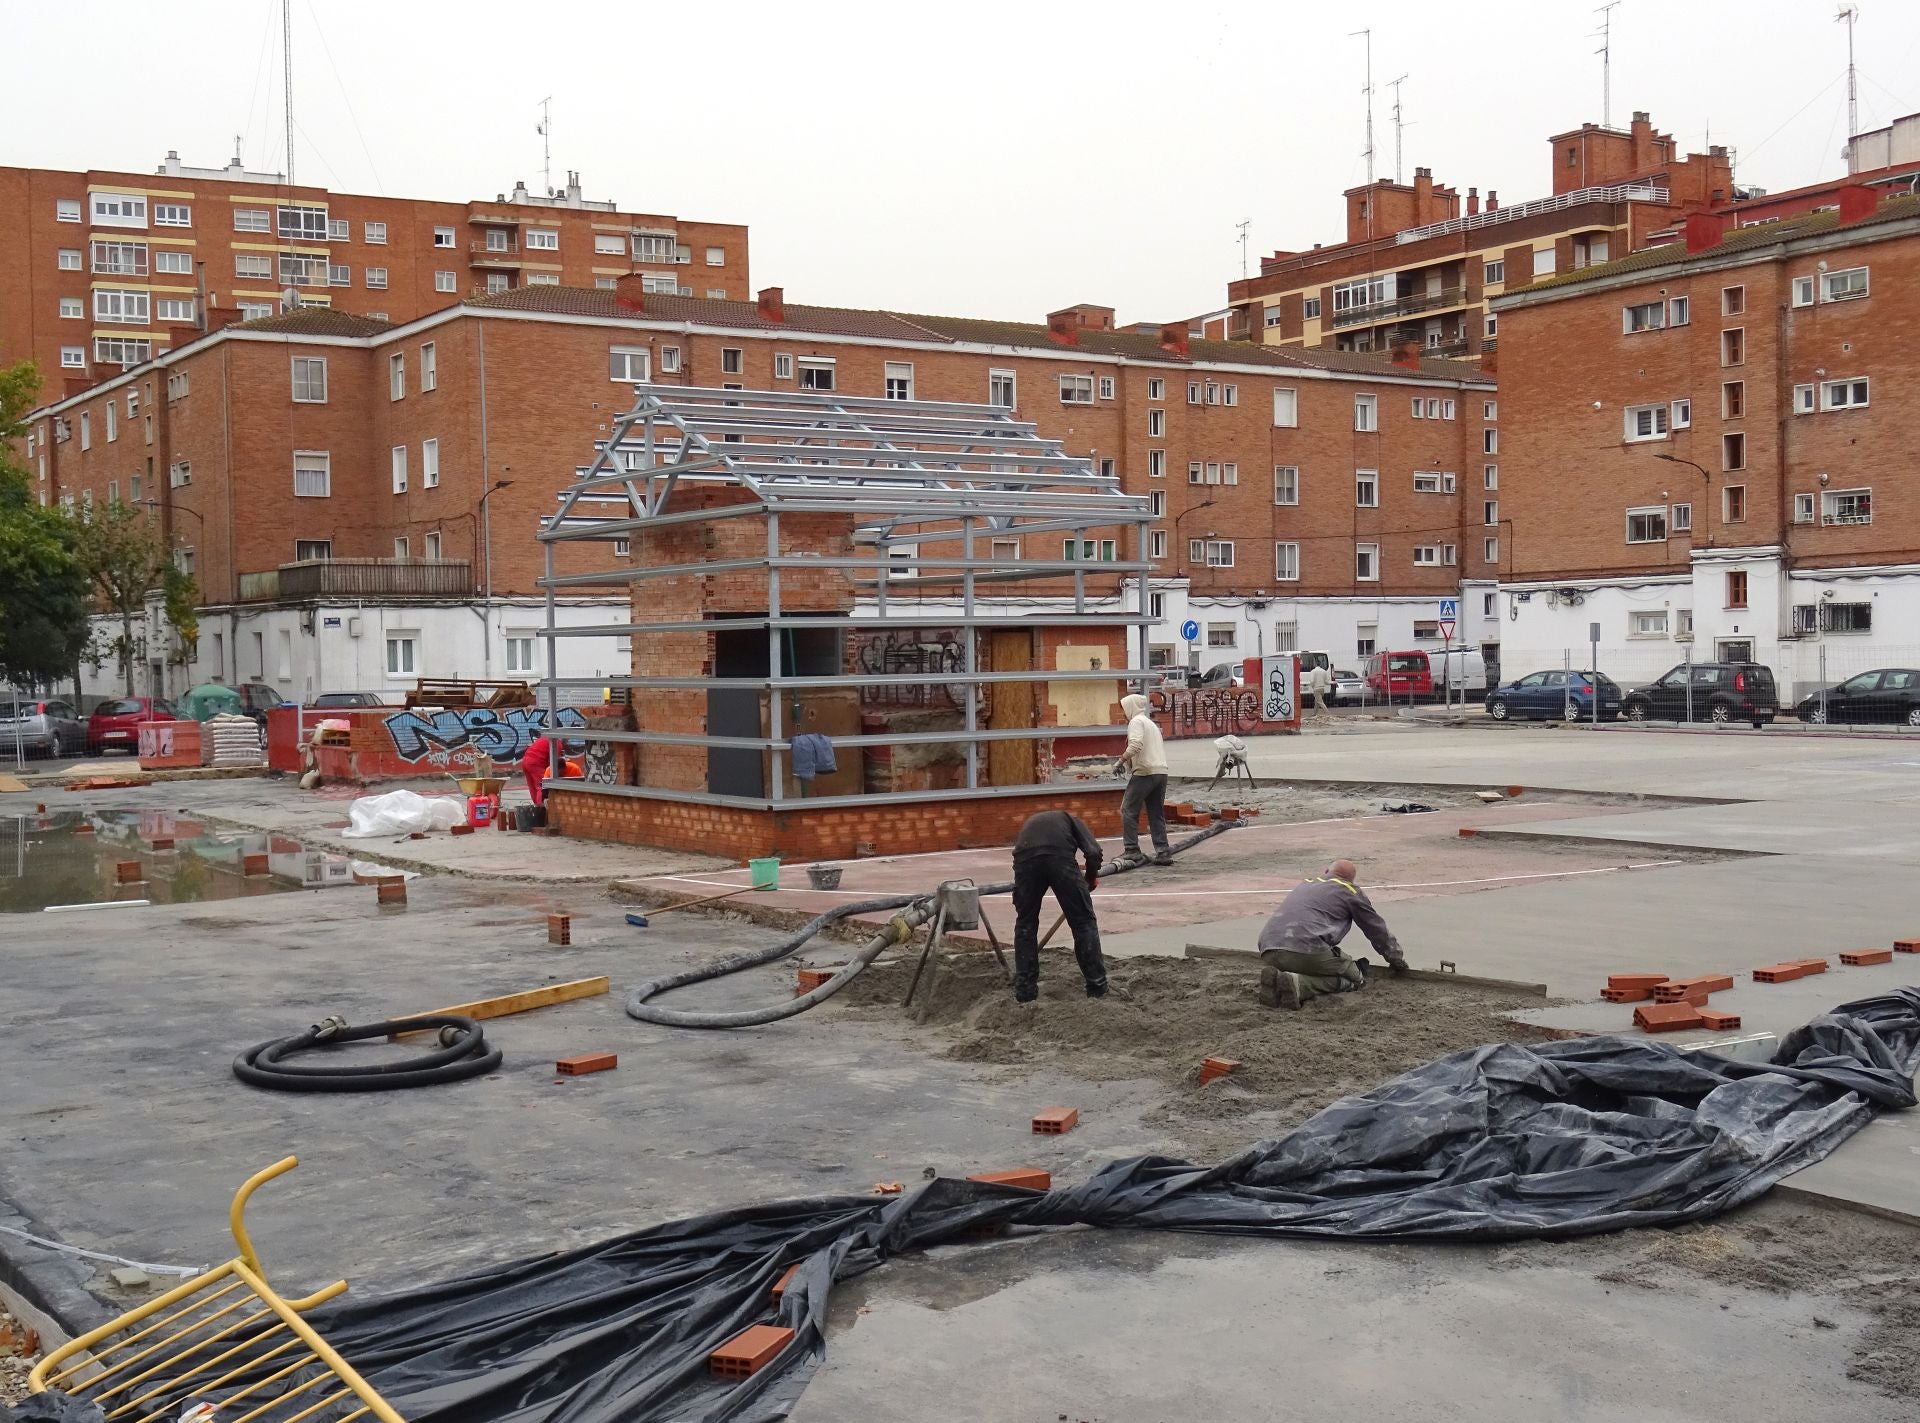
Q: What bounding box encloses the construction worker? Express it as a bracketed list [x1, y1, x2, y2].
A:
[1257, 859, 1409, 1010]
[520, 734, 554, 808]
[1009, 808, 1107, 1003]
[1114, 692, 1172, 867]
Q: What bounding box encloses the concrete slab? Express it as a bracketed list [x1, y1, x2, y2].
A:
[1480, 795, 1920, 864]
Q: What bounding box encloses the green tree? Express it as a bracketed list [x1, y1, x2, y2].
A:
[0, 360, 90, 691]
[71, 497, 172, 697]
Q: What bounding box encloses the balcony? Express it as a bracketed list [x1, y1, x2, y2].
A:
[469, 240, 524, 267]
[238, 558, 474, 602]
[1331, 285, 1469, 329]
[1422, 338, 1473, 358]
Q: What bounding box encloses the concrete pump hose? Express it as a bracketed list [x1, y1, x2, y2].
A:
[624, 819, 1238, 1030]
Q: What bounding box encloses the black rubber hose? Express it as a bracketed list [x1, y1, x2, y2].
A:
[233, 1014, 502, 1091]
[625, 820, 1238, 1029]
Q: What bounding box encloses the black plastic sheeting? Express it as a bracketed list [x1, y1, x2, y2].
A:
[14, 989, 1919, 1423]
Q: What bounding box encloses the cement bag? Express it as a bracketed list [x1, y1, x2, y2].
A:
[339, 789, 464, 838]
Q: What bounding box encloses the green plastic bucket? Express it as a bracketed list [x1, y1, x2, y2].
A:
[749, 857, 780, 890]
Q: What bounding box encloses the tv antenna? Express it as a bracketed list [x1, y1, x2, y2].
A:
[1352, 29, 1375, 187]
[1388, 74, 1411, 183]
[1236, 219, 1251, 278]
[1594, 2, 1620, 128]
[1837, 4, 1860, 146]
[537, 97, 553, 194]
[281, 0, 295, 184]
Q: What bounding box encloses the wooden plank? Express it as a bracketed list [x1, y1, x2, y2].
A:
[388, 976, 611, 1040]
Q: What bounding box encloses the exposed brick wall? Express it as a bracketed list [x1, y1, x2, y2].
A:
[547, 785, 1123, 861]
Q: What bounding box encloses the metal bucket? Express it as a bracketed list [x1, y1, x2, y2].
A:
[806, 864, 843, 891]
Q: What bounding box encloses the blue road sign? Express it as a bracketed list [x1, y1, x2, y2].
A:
[1180, 619, 1200, 641]
[1438, 598, 1459, 620]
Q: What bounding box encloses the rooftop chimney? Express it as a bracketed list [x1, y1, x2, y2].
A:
[1044, 309, 1081, 346]
[757, 286, 785, 322]
[613, 273, 649, 313]
[1486, 190, 1499, 211]
[1389, 339, 1422, 371]
[1683, 212, 1727, 253]
[1837, 184, 1879, 223]
[1159, 322, 1190, 357]
[1467, 186, 1480, 217]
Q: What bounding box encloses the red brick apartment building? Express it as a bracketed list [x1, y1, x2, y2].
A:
[0, 152, 749, 387]
[1491, 189, 1920, 699]
[19, 285, 1495, 699]
[1226, 111, 1737, 360]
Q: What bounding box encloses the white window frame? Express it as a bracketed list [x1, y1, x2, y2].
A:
[1622, 300, 1666, 334]
[1532, 247, 1556, 277]
[1821, 266, 1869, 301]
[420, 341, 436, 391]
[153, 248, 192, 275]
[1794, 383, 1816, 415]
[1821, 487, 1873, 526]
[1189, 539, 1235, 568]
[1275, 541, 1299, 581]
[93, 288, 150, 324]
[434, 270, 456, 293]
[1148, 409, 1166, 436]
[885, 361, 915, 401]
[525, 228, 559, 250]
[390, 444, 408, 494]
[432, 226, 456, 248]
[389, 352, 405, 400]
[59, 296, 83, 320]
[233, 207, 270, 233]
[1098, 375, 1116, 400]
[705, 246, 726, 266]
[1147, 377, 1165, 400]
[1272, 387, 1298, 427]
[1623, 403, 1669, 442]
[364, 221, 387, 244]
[1148, 449, 1166, 479]
[593, 233, 625, 255]
[798, 357, 836, 391]
[1059, 373, 1095, 405]
[1353, 393, 1377, 432]
[1792, 492, 1816, 524]
[291, 356, 328, 403]
[989, 369, 1016, 407]
[1791, 275, 1815, 308]
[1671, 502, 1693, 532]
[660, 345, 681, 374]
[1625, 506, 1668, 543]
[1820, 377, 1869, 410]
[1413, 545, 1442, 567]
[1629, 610, 1670, 639]
[1354, 470, 1379, 507]
[422, 438, 440, 489]
[91, 192, 147, 228]
[1273, 465, 1299, 505]
[1303, 296, 1322, 319]
[609, 346, 650, 383]
[1149, 530, 1168, 559]
[292, 450, 331, 498]
[1355, 543, 1379, 581]
[1671, 398, 1691, 430]
[295, 539, 332, 562]
[385, 633, 419, 677]
[56, 249, 82, 270]
[365, 265, 389, 289]
[234, 253, 272, 279]
[1483, 258, 1505, 284]
[56, 198, 81, 222]
[1669, 296, 1690, 326]
[721, 347, 744, 375]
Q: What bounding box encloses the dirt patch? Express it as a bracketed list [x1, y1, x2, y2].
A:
[0, 1309, 38, 1403]
[1495, 1196, 1920, 1400]
[841, 949, 1544, 1158]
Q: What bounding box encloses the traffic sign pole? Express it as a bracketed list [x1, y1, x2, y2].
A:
[1437, 598, 1460, 710]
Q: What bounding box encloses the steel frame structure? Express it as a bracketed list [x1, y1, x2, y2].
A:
[537, 384, 1153, 809]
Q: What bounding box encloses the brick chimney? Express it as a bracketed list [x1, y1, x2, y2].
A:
[1479, 345, 1498, 378]
[202, 305, 244, 334]
[1045, 309, 1080, 346]
[1466, 187, 1480, 217]
[168, 323, 201, 351]
[1486, 190, 1499, 212]
[1390, 339, 1422, 371]
[1837, 184, 1879, 223]
[1683, 212, 1726, 254]
[63, 376, 93, 400]
[613, 273, 648, 313]
[757, 286, 785, 322]
[1159, 322, 1190, 357]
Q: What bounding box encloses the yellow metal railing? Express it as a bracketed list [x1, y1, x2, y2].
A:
[30, 1157, 404, 1423]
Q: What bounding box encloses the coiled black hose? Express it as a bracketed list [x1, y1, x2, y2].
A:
[233, 1014, 502, 1091]
[626, 820, 1238, 1029]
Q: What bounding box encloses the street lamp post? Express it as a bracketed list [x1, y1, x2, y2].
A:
[1654, 453, 1712, 548]
[478, 478, 515, 675]
[1171, 499, 1217, 673]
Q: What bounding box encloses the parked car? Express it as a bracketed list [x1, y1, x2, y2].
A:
[232, 682, 287, 725]
[1198, 661, 1245, 689]
[1363, 650, 1435, 700]
[1328, 669, 1367, 706]
[308, 691, 384, 708]
[0, 697, 87, 758]
[1794, 668, 1920, 726]
[1621, 662, 1779, 727]
[87, 696, 175, 753]
[1485, 670, 1621, 721]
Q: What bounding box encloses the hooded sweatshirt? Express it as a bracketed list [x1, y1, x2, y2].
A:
[1119, 693, 1168, 776]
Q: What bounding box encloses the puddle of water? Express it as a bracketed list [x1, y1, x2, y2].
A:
[0, 809, 400, 913]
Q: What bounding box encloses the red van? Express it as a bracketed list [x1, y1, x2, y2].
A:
[1363, 650, 1434, 700]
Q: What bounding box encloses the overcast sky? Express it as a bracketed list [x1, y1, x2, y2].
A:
[9, 1, 1919, 323]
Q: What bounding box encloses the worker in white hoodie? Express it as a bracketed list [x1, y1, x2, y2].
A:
[1114, 692, 1173, 867]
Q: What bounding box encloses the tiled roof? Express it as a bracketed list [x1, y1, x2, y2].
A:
[467, 286, 1488, 383]
[1523, 194, 1920, 294]
[235, 308, 396, 337]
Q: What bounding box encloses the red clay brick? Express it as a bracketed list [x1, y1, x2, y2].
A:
[450, 823, 475, 836]
[547, 914, 571, 945]
[1894, 939, 1920, 954]
[556, 1051, 616, 1076]
[967, 1168, 1053, 1191]
[771, 1263, 800, 1304]
[794, 967, 834, 995]
[710, 1324, 794, 1380]
[1840, 948, 1893, 966]
[1457, 827, 1479, 838]
[1607, 973, 1669, 991]
[1198, 1055, 1242, 1084]
[1506, 786, 1525, 798]
[1654, 975, 1732, 1002]
[1032, 1106, 1079, 1135]
[114, 860, 142, 884]
[241, 852, 269, 876]
[146, 836, 174, 851]
[1635, 1002, 1705, 1032]
[1602, 986, 1654, 1003]
[1698, 1008, 1742, 1031]
[376, 880, 406, 906]
[1752, 963, 1809, 983]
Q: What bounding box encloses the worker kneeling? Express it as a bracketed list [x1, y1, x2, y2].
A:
[1010, 808, 1107, 1003]
[1257, 858, 1408, 1010]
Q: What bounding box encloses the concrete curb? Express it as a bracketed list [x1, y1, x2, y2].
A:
[0, 1197, 116, 1343]
[10, 765, 276, 789]
[1460, 827, 1765, 860]
[1162, 775, 1748, 809]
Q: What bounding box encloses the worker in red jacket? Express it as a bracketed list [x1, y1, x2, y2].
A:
[521, 735, 553, 807]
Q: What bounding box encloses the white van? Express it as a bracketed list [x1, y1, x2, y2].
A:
[1277, 649, 1333, 675]
[1428, 647, 1488, 696]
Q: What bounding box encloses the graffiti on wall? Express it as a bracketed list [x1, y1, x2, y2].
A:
[1149, 687, 1267, 740]
[852, 627, 967, 709]
[383, 705, 587, 766]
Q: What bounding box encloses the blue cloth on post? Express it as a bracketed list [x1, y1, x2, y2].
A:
[790, 733, 837, 780]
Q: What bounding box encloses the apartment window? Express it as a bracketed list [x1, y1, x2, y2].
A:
[1303, 296, 1322, 319]
[275, 205, 327, 241]
[1823, 601, 1873, 633]
[1355, 543, 1379, 581]
[326, 216, 348, 240]
[433, 270, 456, 294]
[365, 266, 388, 289]
[721, 347, 744, 375]
[589, 233, 624, 256]
[1148, 409, 1166, 436]
[432, 226, 455, 248]
[1099, 458, 1116, 480]
[609, 346, 650, 383]
[1354, 470, 1379, 507]
[1625, 507, 1668, 542]
[170, 459, 190, 487]
[1722, 484, 1747, 522]
[1793, 492, 1816, 524]
[1533, 247, 1556, 276]
[1822, 266, 1869, 301]
[633, 234, 676, 263]
[1669, 296, 1690, 326]
[1221, 383, 1238, 406]
[1483, 258, 1505, 285]
[280, 251, 326, 287]
[1481, 500, 1498, 528]
[105, 403, 117, 442]
[989, 538, 1023, 564]
[295, 539, 332, 561]
[526, 228, 559, 250]
[291, 356, 328, 403]
[423, 532, 441, 560]
[1353, 393, 1377, 431]
[1483, 593, 1497, 617]
[1413, 545, 1443, 566]
[1274, 542, 1299, 580]
[422, 438, 440, 489]
[94, 288, 150, 324]
[56, 198, 80, 222]
[700, 245, 725, 267]
[149, 248, 191, 276]
[1722, 433, 1746, 471]
[1630, 610, 1670, 638]
[613, 539, 631, 557]
[1671, 399, 1691, 430]
[1822, 488, 1873, 526]
[57, 248, 81, 270]
[419, 342, 436, 391]
[884, 361, 915, 400]
[167, 371, 188, 400]
[1412, 471, 1454, 494]
[94, 337, 149, 366]
[1060, 374, 1095, 404]
[1484, 536, 1499, 562]
[1721, 380, 1745, 419]
[1821, 377, 1869, 410]
[674, 244, 692, 265]
[1204, 623, 1236, 649]
[1726, 571, 1748, 609]
[1721, 328, 1744, 366]
[1484, 464, 1498, 490]
[1672, 502, 1693, 532]
[771, 353, 794, 380]
[363, 221, 387, 244]
[233, 208, 270, 233]
[1483, 400, 1497, 420]
[391, 445, 408, 493]
[1188, 539, 1235, 568]
[234, 301, 271, 321]
[798, 357, 836, 391]
[1356, 624, 1378, 657]
[235, 253, 272, 279]
[1264, 307, 1283, 328]
[1098, 375, 1116, 400]
[1624, 403, 1669, 442]
[1187, 461, 1203, 485]
[659, 345, 681, 374]
[1149, 530, 1168, 559]
[1188, 381, 1202, 404]
[1793, 383, 1816, 415]
[1721, 285, 1745, 316]
[1272, 387, 1297, 427]
[1061, 539, 1117, 562]
[90, 192, 147, 227]
[1148, 449, 1166, 479]
[1273, 465, 1299, 505]
[293, 451, 331, 498]
[385, 634, 418, 676]
[59, 297, 82, 319]
[1484, 312, 1499, 339]
[1623, 301, 1666, 333]
[1792, 276, 1815, 307]
[1147, 377, 1165, 400]
[1332, 275, 1388, 313]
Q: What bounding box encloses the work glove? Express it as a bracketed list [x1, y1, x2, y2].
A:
[1084, 869, 1099, 892]
[1388, 958, 1411, 978]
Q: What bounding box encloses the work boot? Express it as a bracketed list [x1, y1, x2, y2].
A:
[1111, 850, 1147, 871]
[1013, 984, 1038, 1004]
[1151, 850, 1174, 867]
[1259, 965, 1302, 1011]
[1085, 980, 1108, 999]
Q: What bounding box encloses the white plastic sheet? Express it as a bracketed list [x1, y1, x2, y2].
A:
[339, 789, 465, 839]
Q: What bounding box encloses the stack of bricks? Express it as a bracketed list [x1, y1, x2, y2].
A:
[1752, 958, 1830, 983]
[1610, 972, 1742, 1033]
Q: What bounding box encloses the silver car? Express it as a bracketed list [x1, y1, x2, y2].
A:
[1, 697, 87, 758]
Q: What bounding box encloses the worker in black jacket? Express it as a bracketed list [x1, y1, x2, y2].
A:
[1010, 808, 1107, 1003]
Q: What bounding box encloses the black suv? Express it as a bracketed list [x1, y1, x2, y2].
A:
[1621, 662, 1778, 728]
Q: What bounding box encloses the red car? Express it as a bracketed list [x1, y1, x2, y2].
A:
[88, 696, 175, 753]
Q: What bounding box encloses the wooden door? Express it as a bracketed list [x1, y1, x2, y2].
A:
[985, 630, 1037, 787]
